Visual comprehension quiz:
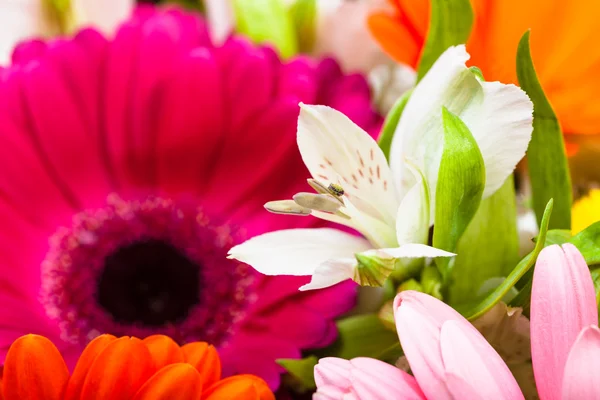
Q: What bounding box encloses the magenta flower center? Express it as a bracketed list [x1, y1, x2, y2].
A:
[40, 194, 256, 346]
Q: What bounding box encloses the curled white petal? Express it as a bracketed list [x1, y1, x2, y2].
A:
[228, 228, 371, 276]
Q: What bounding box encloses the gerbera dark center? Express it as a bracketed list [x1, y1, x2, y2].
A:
[41, 195, 255, 347]
[97, 240, 201, 327]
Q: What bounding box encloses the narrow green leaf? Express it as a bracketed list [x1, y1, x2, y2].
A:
[320, 314, 400, 361]
[416, 0, 474, 81]
[511, 223, 600, 313]
[465, 199, 553, 320]
[289, 0, 317, 53]
[569, 221, 600, 265]
[433, 108, 485, 280]
[378, 89, 412, 160]
[449, 176, 520, 305]
[277, 356, 318, 390]
[233, 0, 298, 58]
[591, 269, 600, 320]
[517, 31, 572, 230]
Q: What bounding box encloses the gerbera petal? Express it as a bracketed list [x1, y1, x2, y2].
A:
[2, 335, 69, 400]
[20, 42, 113, 207]
[64, 334, 117, 400]
[530, 244, 597, 400]
[181, 342, 221, 388]
[203, 375, 274, 400]
[297, 104, 399, 224]
[440, 320, 524, 400]
[155, 49, 224, 197]
[132, 363, 203, 400]
[103, 11, 206, 193]
[79, 337, 155, 400]
[0, 73, 78, 229]
[142, 335, 184, 371]
[389, 45, 532, 208]
[561, 325, 600, 399]
[228, 228, 371, 277]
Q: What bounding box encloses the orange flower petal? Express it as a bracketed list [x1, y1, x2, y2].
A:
[64, 334, 117, 400]
[203, 375, 274, 400]
[367, 12, 421, 67]
[132, 363, 203, 400]
[79, 337, 156, 400]
[181, 342, 221, 388]
[2, 334, 69, 400]
[142, 335, 184, 370]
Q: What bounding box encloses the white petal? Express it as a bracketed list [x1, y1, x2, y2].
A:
[389, 45, 533, 205]
[74, 0, 133, 34]
[378, 243, 455, 259]
[203, 0, 234, 45]
[297, 104, 399, 224]
[228, 228, 371, 276]
[342, 196, 398, 248]
[299, 258, 357, 291]
[0, 0, 57, 65]
[395, 163, 430, 245]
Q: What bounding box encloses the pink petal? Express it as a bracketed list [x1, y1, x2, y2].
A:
[394, 291, 459, 400]
[531, 244, 597, 400]
[440, 320, 524, 400]
[561, 325, 600, 399]
[155, 48, 224, 197]
[349, 357, 426, 400]
[314, 357, 352, 388]
[444, 373, 485, 400]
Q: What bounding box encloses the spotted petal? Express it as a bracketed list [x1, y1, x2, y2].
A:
[389, 45, 533, 206]
[297, 104, 399, 225]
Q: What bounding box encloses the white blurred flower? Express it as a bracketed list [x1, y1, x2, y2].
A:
[0, 0, 133, 65]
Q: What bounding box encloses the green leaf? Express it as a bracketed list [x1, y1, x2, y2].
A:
[289, 0, 317, 53]
[449, 176, 520, 305]
[465, 199, 553, 320]
[233, 0, 298, 58]
[540, 229, 572, 245]
[421, 265, 443, 299]
[320, 314, 400, 361]
[416, 0, 474, 81]
[569, 221, 600, 265]
[277, 356, 318, 390]
[378, 89, 412, 160]
[517, 31, 572, 230]
[591, 269, 600, 319]
[433, 108, 485, 281]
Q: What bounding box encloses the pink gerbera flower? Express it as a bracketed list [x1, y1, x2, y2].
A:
[0, 7, 381, 389]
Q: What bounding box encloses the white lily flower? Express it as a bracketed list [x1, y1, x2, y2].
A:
[229, 45, 533, 291]
[0, 0, 133, 65]
[229, 103, 453, 290]
[390, 45, 533, 220]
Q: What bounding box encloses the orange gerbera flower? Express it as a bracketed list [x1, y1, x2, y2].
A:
[0, 334, 274, 400]
[368, 0, 600, 143]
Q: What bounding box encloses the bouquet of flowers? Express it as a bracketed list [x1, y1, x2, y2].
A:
[0, 0, 598, 398]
